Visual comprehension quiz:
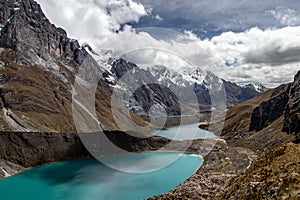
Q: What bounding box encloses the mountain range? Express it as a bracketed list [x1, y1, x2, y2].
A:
[0, 0, 264, 132]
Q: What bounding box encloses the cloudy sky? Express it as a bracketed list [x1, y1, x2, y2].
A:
[36, 0, 300, 87]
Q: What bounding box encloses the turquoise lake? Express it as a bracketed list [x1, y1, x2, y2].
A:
[152, 123, 216, 140]
[0, 152, 202, 200]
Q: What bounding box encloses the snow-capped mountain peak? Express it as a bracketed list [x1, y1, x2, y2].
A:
[243, 82, 267, 93]
[181, 68, 207, 86]
[147, 65, 212, 88]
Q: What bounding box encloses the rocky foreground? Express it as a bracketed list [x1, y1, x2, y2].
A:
[149, 142, 300, 200]
[149, 141, 256, 200]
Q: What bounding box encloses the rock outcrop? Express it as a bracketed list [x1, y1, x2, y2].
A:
[149, 142, 257, 200]
[249, 89, 289, 132]
[221, 70, 300, 151]
[220, 143, 300, 200]
[283, 71, 300, 139]
[0, 0, 86, 66]
[0, 159, 22, 178]
[249, 71, 300, 136]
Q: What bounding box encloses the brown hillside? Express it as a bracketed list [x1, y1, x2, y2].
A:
[220, 143, 300, 200]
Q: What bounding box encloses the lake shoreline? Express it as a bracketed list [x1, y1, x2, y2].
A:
[0, 152, 204, 200]
[0, 130, 254, 200]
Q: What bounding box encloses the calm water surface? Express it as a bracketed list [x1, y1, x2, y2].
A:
[152, 123, 216, 140]
[0, 152, 202, 200]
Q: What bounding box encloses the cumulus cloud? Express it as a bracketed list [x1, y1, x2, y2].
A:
[36, 0, 300, 88]
[99, 26, 300, 87]
[206, 27, 300, 87]
[36, 0, 148, 43]
[211, 27, 300, 66]
[154, 15, 163, 21]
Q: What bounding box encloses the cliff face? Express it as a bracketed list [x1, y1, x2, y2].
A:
[249, 71, 300, 135]
[0, 131, 174, 168]
[221, 71, 300, 151]
[0, 132, 90, 167]
[249, 88, 290, 132]
[283, 71, 300, 139]
[0, 0, 86, 66]
[0, 0, 88, 132]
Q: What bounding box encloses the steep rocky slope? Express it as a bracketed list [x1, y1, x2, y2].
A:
[0, 131, 176, 168]
[0, 0, 149, 132]
[221, 70, 300, 152]
[0, 47, 149, 132]
[0, 0, 86, 66]
[0, 0, 86, 132]
[283, 71, 300, 139]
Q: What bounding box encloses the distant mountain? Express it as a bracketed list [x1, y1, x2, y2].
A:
[147, 66, 264, 109]
[90, 49, 263, 117]
[245, 82, 268, 93]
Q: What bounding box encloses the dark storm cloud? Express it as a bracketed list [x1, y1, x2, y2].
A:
[135, 0, 300, 38]
[245, 46, 300, 66]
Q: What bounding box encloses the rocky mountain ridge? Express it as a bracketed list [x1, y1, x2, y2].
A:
[91, 50, 263, 116]
[0, 0, 151, 132]
[283, 71, 300, 139]
[0, 0, 87, 67]
[221, 70, 299, 151]
[249, 71, 299, 135]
